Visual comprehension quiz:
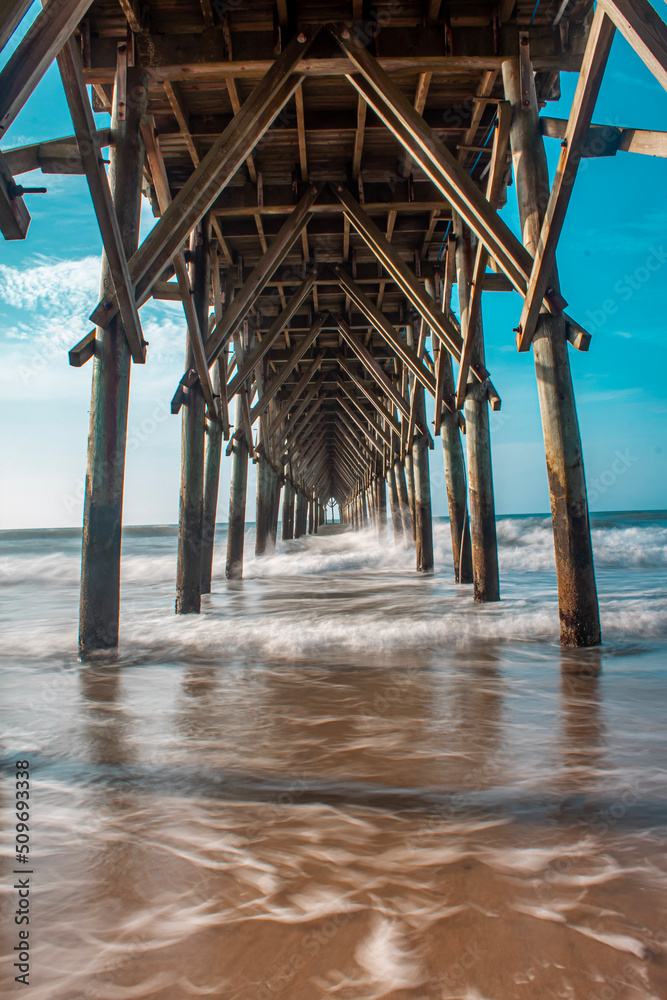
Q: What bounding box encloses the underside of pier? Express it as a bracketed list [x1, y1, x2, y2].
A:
[2, 0, 666, 654]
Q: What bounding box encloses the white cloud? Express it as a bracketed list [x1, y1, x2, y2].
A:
[0, 254, 101, 314]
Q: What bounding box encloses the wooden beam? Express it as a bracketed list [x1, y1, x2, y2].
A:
[352, 93, 367, 178]
[540, 116, 667, 158]
[0, 149, 30, 239]
[331, 183, 466, 365]
[515, 7, 615, 352]
[333, 265, 437, 397]
[226, 78, 258, 182]
[295, 82, 308, 180]
[0, 0, 94, 138]
[597, 0, 667, 92]
[399, 70, 432, 177]
[118, 0, 141, 32]
[205, 183, 321, 365]
[334, 368, 402, 438]
[266, 354, 325, 438]
[57, 36, 146, 362]
[0, 0, 33, 53]
[329, 31, 532, 294]
[456, 101, 511, 405]
[226, 269, 320, 398]
[336, 317, 411, 420]
[89, 25, 321, 328]
[68, 328, 96, 367]
[243, 315, 325, 420]
[2, 128, 113, 175]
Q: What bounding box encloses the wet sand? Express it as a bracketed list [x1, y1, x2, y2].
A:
[2, 517, 667, 998]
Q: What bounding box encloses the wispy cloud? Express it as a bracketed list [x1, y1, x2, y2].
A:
[0, 254, 100, 315]
[578, 387, 639, 404]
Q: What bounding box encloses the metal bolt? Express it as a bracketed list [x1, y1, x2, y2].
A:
[297, 31, 306, 43]
[341, 27, 350, 39]
[560, 139, 568, 148]
[7, 181, 47, 198]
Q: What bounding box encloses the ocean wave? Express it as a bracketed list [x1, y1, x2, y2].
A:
[1, 518, 666, 590]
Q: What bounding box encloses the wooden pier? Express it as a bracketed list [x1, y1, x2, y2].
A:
[3, 0, 666, 653]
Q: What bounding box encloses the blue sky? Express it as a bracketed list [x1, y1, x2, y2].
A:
[0, 5, 666, 528]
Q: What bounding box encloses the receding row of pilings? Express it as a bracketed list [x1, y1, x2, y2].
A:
[76, 47, 600, 658]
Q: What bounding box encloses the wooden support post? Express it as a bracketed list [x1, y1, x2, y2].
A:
[387, 465, 402, 544]
[377, 467, 387, 535]
[503, 58, 600, 646]
[455, 220, 499, 603]
[176, 223, 210, 612]
[404, 450, 416, 541]
[200, 238, 222, 596]
[425, 275, 473, 583]
[282, 480, 295, 540]
[226, 387, 249, 579]
[78, 65, 147, 656]
[255, 452, 272, 555]
[270, 470, 281, 547]
[393, 457, 411, 540]
[308, 498, 314, 534]
[295, 490, 307, 538]
[407, 322, 434, 573]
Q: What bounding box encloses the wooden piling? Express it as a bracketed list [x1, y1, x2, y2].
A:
[454, 220, 500, 603]
[424, 276, 473, 584]
[255, 452, 272, 555]
[377, 470, 387, 534]
[393, 457, 411, 538]
[282, 479, 295, 540]
[79, 67, 148, 653]
[225, 395, 249, 579]
[410, 381, 434, 573]
[295, 490, 307, 538]
[387, 465, 403, 544]
[503, 58, 600, 646]
[200, 254, 221, 597]
[176, 223, 213, 611]
[270, 470, 281, 547]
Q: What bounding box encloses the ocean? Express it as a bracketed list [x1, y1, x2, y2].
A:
[1, 511, 667, 999]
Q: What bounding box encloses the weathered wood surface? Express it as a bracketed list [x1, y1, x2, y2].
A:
[79, 62, 147, 654]
[503, 58, 600, 646]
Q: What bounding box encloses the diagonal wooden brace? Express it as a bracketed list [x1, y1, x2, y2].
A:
[89, 25, 321, 328]
[58, 36, 146, 363]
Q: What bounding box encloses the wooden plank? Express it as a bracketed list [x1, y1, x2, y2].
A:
[295, 83, 308, 180]
[57, 36, 146, 362]
[516, 7, 615, 352]
[597, 0, 667, 92]
[89, 26, 320, 328]
[205, 183, 321, 365]
[0, 0, 94, 138]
